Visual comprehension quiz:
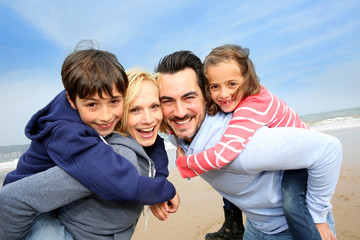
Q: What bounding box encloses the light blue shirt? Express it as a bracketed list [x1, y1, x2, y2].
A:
[170, 111, 342, 234]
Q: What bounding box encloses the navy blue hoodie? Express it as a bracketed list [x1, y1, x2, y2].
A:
[4, 91, 176, 204]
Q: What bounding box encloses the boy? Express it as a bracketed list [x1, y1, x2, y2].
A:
[3, 42, 176, 204]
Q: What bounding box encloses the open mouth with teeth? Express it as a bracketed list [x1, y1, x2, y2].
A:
[219, 100, 233, 105]
[173, 117, 192, 126]
[97, 121, 114, 130]
[137, 126, 156, 138]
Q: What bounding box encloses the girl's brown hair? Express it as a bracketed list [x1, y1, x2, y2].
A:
[204, 44, 261, 115]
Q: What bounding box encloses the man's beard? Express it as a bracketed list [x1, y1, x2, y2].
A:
[165, 115, 201, 143]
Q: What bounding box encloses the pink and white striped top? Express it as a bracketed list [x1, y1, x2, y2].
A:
[176, 85, 309, 178]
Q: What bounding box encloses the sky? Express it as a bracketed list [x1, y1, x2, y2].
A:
[1, 0, 360, 146]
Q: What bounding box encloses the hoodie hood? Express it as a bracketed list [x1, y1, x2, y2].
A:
[25, 90, 83, 140]
[106, 134, 155, 178]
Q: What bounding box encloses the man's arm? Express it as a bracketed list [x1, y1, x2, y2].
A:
[238, 127, 342, 223]
[0, 166, 92, 240]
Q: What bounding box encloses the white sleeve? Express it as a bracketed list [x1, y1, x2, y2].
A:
[238, 127, 342, 222]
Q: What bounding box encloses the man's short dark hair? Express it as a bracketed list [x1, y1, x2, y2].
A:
[155, 51, 206, 97]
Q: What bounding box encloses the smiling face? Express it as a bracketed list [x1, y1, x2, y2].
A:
[206, 60, 246, 113]
[159, 68, 206, 142]
[126, 80, 163, 147]
[67, 86, 123, 136]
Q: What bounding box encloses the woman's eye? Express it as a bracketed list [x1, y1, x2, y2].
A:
[151, 104, 160, 110]
[130, 108, 140, 113]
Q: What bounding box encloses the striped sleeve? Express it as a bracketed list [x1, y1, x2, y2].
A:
[176, 86, 308, 178]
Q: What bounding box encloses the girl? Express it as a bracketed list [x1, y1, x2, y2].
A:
[176, 44, 323, 240]
[176, 44, 308, 177]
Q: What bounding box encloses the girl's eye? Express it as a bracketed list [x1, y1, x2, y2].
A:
[229, 82, 239, 88]
[209, 85, 218, 90]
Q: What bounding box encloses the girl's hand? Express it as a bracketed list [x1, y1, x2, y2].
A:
[176, 145, 185, 158]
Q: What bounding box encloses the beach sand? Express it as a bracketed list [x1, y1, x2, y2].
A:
[0, 127, 359, 239]
[133, 127, 360, 240]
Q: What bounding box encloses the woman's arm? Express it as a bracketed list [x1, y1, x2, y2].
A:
[0, 166, 92, 240]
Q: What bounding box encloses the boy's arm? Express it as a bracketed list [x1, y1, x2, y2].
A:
[0, 166, 92, 240]
[47, 124, 176, 203]
[144, 135, 170, 179]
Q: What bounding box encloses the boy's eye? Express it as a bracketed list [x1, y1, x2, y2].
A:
[87, 102, 96, 107]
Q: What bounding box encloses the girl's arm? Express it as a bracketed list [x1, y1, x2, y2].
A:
[176, 86, 306, 178]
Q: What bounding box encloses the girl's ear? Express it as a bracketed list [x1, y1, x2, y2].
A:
[66, 92, 77, 110]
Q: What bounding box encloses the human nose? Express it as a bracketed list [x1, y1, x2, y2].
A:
[142, 109, 154, 124]
[174, 101, 186, 118]
[99, 106, 112, 122]
[219, 87, 230, 99]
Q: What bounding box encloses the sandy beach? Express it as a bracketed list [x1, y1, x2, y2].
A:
[1, 127, 359, 239]
[133, 127, 360, 240]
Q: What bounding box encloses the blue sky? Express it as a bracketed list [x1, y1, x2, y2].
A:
[1, 0, 360, 146]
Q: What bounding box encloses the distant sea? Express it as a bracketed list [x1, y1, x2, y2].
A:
[300, 106, 360, 131]
[1, 106, 360, 170]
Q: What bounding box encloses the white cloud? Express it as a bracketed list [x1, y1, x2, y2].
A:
[6, 0, 187, 51]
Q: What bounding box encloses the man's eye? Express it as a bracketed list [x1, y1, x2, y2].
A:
[161, 100, 172, 105]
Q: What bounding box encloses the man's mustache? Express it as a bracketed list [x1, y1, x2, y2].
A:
[169, 114, 193, 122]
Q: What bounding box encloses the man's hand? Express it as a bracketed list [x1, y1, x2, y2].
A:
[315, 222, 336, 240]
[150, 192, 180, 221]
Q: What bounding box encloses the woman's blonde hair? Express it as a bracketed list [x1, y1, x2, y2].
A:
[204, 44, 261, 115]
[115, 70, 168, 135]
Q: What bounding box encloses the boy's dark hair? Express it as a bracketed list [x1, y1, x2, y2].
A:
[155, 50, 206, 98]
[61, 40, 128, 103]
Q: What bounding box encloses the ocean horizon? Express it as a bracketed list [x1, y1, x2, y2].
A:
[1, 106, 360, 170]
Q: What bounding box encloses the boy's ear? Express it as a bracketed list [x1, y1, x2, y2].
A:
[66, 92, 77, 110]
